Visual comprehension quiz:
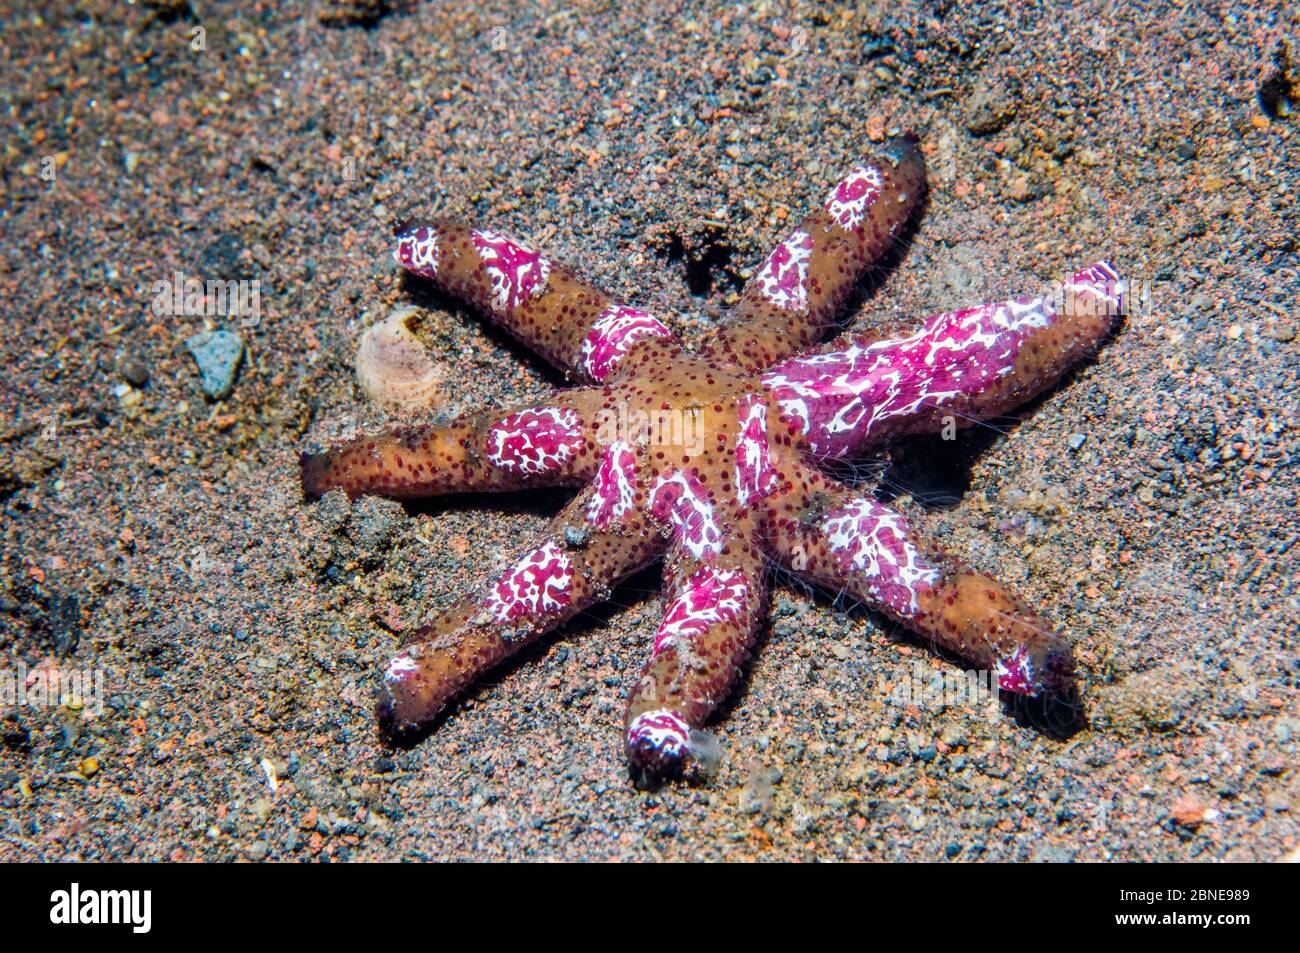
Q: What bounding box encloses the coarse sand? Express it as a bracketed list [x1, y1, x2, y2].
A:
[0, 0, 1296, 861]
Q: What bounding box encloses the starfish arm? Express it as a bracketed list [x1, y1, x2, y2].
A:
[379, 484, 665, 734]
[761, 262, 1126, 459]
[702, 136, 927, 373]
[623, 511, 768, 781]
[301, 391, 608, 499]
[761, 458, 1073, 697]
[394, 220, 682, 383]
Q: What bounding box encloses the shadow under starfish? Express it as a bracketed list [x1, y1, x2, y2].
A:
[301, 135, 1125, 785]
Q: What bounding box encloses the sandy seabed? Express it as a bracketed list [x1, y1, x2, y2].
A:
[0, 0, 1296, 861]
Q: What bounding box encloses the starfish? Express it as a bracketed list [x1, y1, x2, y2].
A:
[301, 136, 1125, 783]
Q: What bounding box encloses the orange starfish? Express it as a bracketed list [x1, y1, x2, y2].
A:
[302, 136, 1124, 783]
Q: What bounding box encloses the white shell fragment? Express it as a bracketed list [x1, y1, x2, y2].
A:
[354, 305, 447, 411]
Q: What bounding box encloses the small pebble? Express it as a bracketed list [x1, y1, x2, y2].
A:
[116, 353, 150, 387]
[186, 330, 244, 400]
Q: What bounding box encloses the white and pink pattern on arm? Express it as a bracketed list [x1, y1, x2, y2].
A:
[626, 709, 691, 762]
[471, 228, 552, 312]
[824, 164, 884, 230]
[761, 263, 1122, 458]
[652, 566, 749, 655]
[394, 224, 442, 278]
[626, 707, 696, 759]
[734, 394, 776, 506]
[753, 229, 814, 311]
[821, 498, 941, 618]
[648, 469, 722, 561]
[485, 541, 574, 623]
[580, 306, 674, 382]
[486, 407, 584, 475]
[585, 440, 639, 529]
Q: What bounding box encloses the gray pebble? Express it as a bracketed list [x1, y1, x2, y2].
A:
[116, 353, 150, 387]
[186, 331, 244, 400]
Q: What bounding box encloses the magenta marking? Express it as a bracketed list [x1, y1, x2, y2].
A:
[586, 440, 639, 529]
[762, 263, 1124, 457]
[1063, 260, 1125, 317]
[581, 306, 673, 381]
[653, 567, 748, 655]
[394, 225, 442, 279]
[485, 541, 573, 622]
[486, 407, 583, 475]
[648, 469, 722, 560]
[626, 709, 690, 758]
[824, 164, 884, 230]
[471, 228, 551, 312]
[762, 292, 1057, 457]
[753, 229, 813, 311]
[734, 394, 776, 506]
[822, 498, 940, 618]
[383, 652, 419, 685]
[995, 645, 1036, 696]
